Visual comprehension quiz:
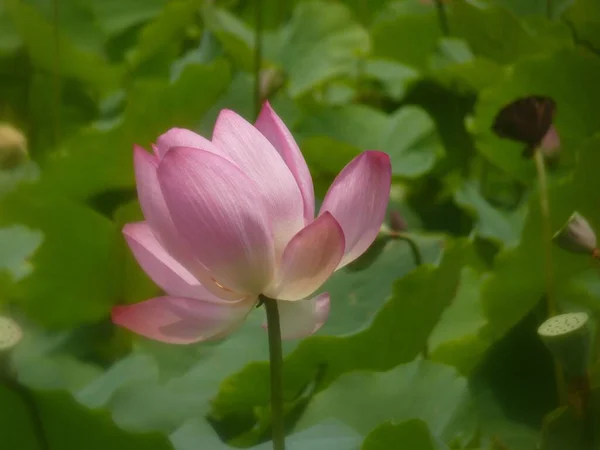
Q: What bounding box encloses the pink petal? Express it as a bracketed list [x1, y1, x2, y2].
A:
[112, 296, 255, 344]
[134, 145, 192, 262]
[255, 102, 315, 223]
[157, 147, 275, 295]
[265, 213, 344, 301]
[319, 151, 391, 269]
[263, 294, 330, 340]
[133, 146, 241, 301]
[212, 109, 305, 254]
[155, 128, 222, 160]
[123, 222, 236, 301]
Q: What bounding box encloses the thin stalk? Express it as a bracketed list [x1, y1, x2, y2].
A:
[433, 0, 450, 36]
[533, 150, 555, 316]
[533, 150, 566, 404]
[52, 0, 61, 146]
[394, 233, 423, 267]
[546, 0, 553, 19]
[253, 0, 264, 119]
[263, 297, 286, 450]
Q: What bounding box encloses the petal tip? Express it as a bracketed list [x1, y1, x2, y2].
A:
[134, 144, 157, 166]
[365, 150, 391, 167]
[111, 305, 128, 326]
[258, 100, 275, 119]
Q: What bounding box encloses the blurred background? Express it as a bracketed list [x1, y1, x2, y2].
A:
[1, 0, 600, 448]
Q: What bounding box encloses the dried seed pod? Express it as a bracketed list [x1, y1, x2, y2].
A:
[537, 312, 593, 377]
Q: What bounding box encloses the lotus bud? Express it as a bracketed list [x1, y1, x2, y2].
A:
[537, 312, 593, 377]
[389, 210, 408, 233]
[259, 67, 285, 101]
[552, 212, 597, 255]
[0, 124, 28, 169]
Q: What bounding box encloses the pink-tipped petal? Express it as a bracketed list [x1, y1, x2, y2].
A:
[133, 146, 240, 301]
[265, 213, 344, 301]
[263, 294, 330, 340]
[155, 128, 222, 160]
[255, 102, 315, 223]
[212, 109, 304, 253]
[123, 222, 236, 301]
[319, 151, 391, 269]
[112, 296, 255, 344]
[158, 147, 275, 295]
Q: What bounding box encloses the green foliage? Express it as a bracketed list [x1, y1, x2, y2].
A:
[362, 419, 446, 450]
[2, 0, 600, 448]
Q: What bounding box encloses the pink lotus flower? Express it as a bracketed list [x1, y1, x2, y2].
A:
[112, 103, 391, 343]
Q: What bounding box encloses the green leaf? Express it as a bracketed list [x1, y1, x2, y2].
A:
[41, 60, 231, 200]
[275, 1, 370, 97]
[129, 0, 203, 70]
[0, 184, 119, 327]
[89, 0, 168, 37]
[428, 267, 489, 374]
[384, 106, 444, 177]
[362, 419, 447, 450]
[371, 4, 441, 70]
[5, 0, 122, 93]
[11, 331, 101, 391]
[170, 418, 362, 450]
[471, 386, 539, 449]
[297, 359, 473, 443]
[364, 59, 420, 101]
[539, 407, 586, 450]
[448, 0, 572, 65]
[0, 225, 42, 282]
[210, 239, 480, 418]
[0, 384, 173, 450]
[453, 180, 527, 247]
[486, 0, 572, 17]
[76, 354, 159, 409]
[0, 2, 22, 54]
[470, 50, 600, 182]
[564, 0, 600, 52]
[298, 104, 443, 179]
[204, 7, 255, 71]
[478, 134, 600, 354]
[113, 200, 160, 304]
[100, 312, 271, 433]
[318, 234, 444, 336]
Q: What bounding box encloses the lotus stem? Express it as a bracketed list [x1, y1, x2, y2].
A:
[433, 0, 450, 36]
[533, 150, 568, 403]
[263, 296, 286, 450]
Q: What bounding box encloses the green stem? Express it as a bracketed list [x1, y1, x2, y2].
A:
[533, 150, 555, 317]
[433, 0, 450, 36]
[395, 234, 423, 267]
[533, 150, 566, 404]
[263, 297, 286, 450]
[52, 0, 61, 146]
[253, 0, 264, 119]
[546, 0, 553, 19]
